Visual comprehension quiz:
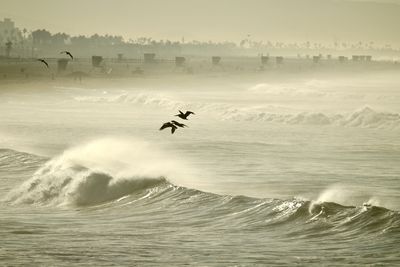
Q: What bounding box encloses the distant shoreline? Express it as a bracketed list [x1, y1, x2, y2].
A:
[1, 56, 399, 88]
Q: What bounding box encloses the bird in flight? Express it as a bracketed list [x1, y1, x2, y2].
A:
[37, 59, 49, 68]
[175, 110, 195, 120]
[160, 121, 178, 134]
[60, 51, 73, 60]
[171, 120, 187, 128]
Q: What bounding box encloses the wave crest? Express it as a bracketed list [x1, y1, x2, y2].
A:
[74, 92, 400, 129]
[5, 138, 185, 206]
[223, 106, 400, 129]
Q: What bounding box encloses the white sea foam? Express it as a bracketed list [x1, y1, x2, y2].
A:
[74, 91, 400, 129]
[222, 106, 400, 129]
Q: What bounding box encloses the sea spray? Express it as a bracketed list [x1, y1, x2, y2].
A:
[5, 138, 195, 206]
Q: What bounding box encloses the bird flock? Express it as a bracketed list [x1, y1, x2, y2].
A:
[36, 51, 195, 135]
[37, 50, 74, 68]
[160, 110, 195, 134]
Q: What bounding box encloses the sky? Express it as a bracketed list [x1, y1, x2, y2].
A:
[1, 0, 400, 45]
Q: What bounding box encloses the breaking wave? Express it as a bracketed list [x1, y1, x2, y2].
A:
[74, 92, 400, 129]
[2, 145, 399, 238]
[4, 138, 188, 206]
[222, 106, 400, 129]
[74, 92, 187, 110]
[247, 82, 330, 97]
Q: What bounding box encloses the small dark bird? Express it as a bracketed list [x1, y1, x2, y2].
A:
[37, 59, 49, 68]
[175, 110, 195, 120]
[159, 122, 178, 134]
[60, 51, 73, 60]
[171, 120, 187, 128]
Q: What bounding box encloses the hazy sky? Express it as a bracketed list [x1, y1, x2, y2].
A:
[1, 0, 400, 45]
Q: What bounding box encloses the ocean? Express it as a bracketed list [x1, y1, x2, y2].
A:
[1, 71, 399, 266]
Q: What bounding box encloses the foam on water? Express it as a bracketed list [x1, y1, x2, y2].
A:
[73, 91, 400, 129]
[222, 106, 400, 129]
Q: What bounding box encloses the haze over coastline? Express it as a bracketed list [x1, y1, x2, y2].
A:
[1, 0, 400, 45]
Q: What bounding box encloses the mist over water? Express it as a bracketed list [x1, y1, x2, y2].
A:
[2, 0, 400, 263]
[1, 69, 400, 265]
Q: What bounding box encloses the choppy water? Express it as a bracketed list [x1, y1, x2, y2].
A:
[1, 72, 400, 266]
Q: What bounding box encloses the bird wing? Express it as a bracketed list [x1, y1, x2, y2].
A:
[185, 111, 195, 116]
[67, 52, 73, 60]
[159, 122, 171, 130]
[179, 110, 184, 115]
[171, 125, 177, 134]
[38, 59, 49, 68]
[172, 121, 187, 128]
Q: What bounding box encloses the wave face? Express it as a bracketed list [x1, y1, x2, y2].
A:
[0, 148, 43, 172]
[2, 143, 400, 266]
[105, 184, 400, 237]
[6, 159, 399, 237]
[4, 143, 399, 236]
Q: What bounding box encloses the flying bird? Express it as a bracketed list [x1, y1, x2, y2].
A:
[60, 51, 73, 60]
[171, 120, 187, 128]
[37, 59, 49, 68]
[159, 122, 178, 134]
[175, 110, 195, 120]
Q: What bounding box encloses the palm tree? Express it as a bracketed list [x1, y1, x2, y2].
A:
[5, 41, 12, 57]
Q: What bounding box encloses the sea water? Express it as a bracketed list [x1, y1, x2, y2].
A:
[1, 71, 399, 266]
